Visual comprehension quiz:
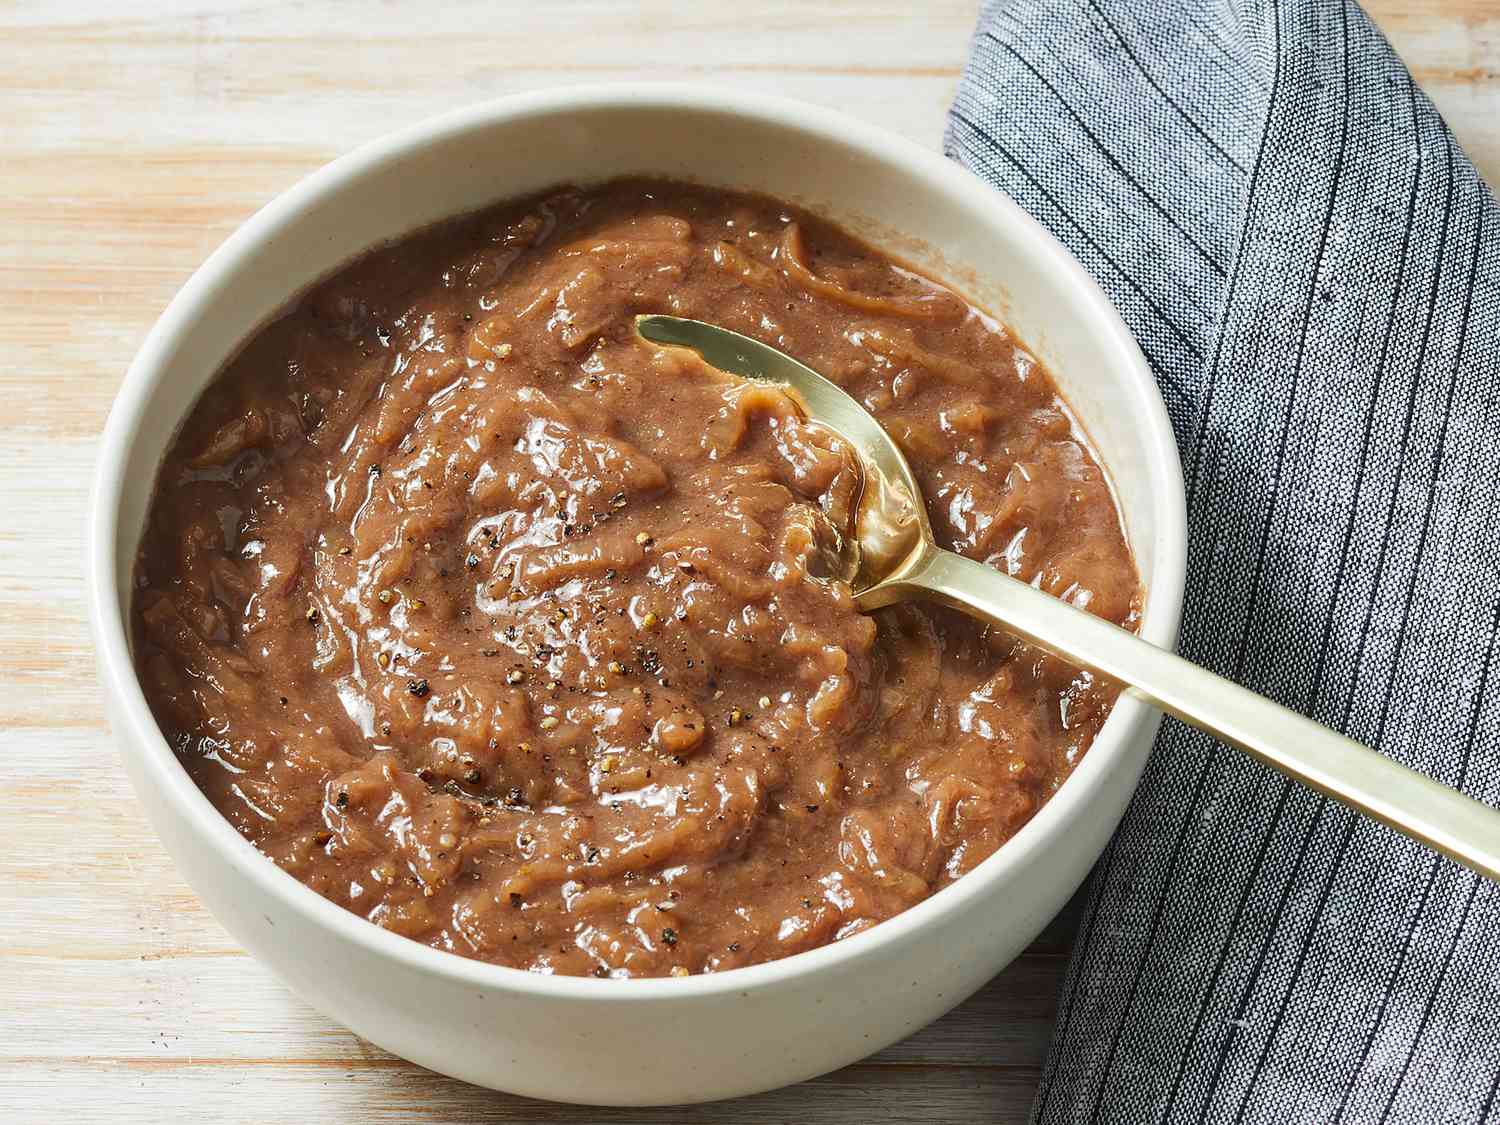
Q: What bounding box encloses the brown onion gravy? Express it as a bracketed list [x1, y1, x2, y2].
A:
[133, 179, 1139, 978]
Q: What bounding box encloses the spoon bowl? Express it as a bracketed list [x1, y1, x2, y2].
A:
[636, 313, 932, 595]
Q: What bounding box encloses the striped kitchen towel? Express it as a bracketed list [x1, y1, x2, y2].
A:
[947, 1, 1500, 1121]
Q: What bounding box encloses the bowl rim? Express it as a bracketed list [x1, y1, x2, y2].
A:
[87, 82, 1187, 1002]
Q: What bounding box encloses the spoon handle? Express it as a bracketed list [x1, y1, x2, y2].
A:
[871, 545, 1500, 881]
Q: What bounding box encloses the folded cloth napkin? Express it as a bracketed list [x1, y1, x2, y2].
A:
[947, 1, 1500, 1121]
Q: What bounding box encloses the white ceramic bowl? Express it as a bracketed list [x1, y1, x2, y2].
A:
[88, 85, 1186, 1106]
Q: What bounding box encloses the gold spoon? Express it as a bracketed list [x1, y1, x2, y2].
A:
[635, 313, 1500, 881]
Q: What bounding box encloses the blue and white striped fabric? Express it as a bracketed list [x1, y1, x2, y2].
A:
[947, 1, 1500, 1121]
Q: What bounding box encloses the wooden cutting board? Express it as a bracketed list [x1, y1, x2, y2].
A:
[2, 2, 1494, 1120]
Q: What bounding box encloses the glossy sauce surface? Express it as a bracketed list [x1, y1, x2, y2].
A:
[133, 180, 1139, 977]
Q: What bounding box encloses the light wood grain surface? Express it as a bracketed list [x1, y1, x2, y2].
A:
[3, 2, 1496, 1122]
